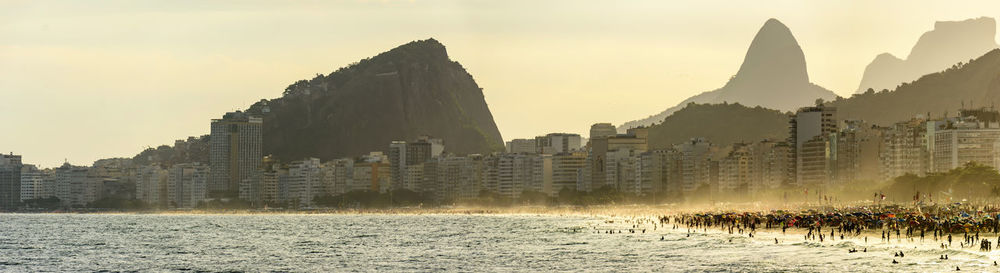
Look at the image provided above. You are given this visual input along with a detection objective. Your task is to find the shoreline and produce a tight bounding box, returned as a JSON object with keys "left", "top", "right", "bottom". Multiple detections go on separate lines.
{"left": 0, "top": 204, "right": 686, "bottom": 216}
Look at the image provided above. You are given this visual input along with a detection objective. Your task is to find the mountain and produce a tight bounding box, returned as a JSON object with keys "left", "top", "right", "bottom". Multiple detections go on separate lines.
{"left": 855, "top": 17, "right": 998, "bottom": 94}
{"left": 647, "top": 102, "right": 789, "bottom": 149}
{"left": 620, "top": 18, "right": 836, "bottom": 131}
{"left": 830, "top": 49, "right": 1000, "bottom": 125}
{"left": 245, "top": 39, "right": 505, "bottom": 161}
{"left": 133, "top": 39, "right": 505, "bottom": 165}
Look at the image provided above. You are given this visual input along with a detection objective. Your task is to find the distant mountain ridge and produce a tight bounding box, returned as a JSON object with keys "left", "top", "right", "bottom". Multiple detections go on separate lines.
{"left": 620, "top": 18, "right": 837, "bottom": 132}
{"left": 831, "top": 49, "right": 1000, "bottom": 125}
{"left": 855, "top": 17, "right": 999, "bottom": 94}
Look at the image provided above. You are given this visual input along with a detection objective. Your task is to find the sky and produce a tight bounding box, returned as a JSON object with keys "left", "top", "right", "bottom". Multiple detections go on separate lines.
{"left": 1, "top": 0, "right": 998, "bottom": 168}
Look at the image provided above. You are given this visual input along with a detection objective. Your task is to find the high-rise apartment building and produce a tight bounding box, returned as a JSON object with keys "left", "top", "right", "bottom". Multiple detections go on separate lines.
{"left": 19, "top": 164, "right": 43, "bottom": 202}
{"left": 388, "top": 139, "right": 437, "bottom": 192}
{"left": 135, "top": 164, "right": 167, "bottom": 207}
{"left": 166, "top": 163, "right": 209, "bottom": 209}
{"left": 551, "top": 152, "right": 586, "bottom": 196}
{"left": 209, "top": 111, "right": 263, "bottom": 199}
{"left": 789, "top": 105, "right": 837, "bottom": 187}
{"left": 0, "top": 154, "right": 23, "bottom": 208}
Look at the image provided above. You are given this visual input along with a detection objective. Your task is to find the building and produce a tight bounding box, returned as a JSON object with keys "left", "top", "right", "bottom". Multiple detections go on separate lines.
{"left": 135, "top": 164, "right": 167, "bottom": 207}
{"left": 49, "top": 163, "right": 94, "bottom": 207}
{"left": 388, "top": 139, "right": 438, "bottom": 192}
{"left": 674, "top": 138, "right": 714, "bottom": 193}
{"left": 19, "top": 164, "right": 44, "bottom": 202}
{"left": 404, "top": 164, "right": 424, "bottom": 193}
{"left": 797, "top": 135, "right": 829, "bottom": 188}
{"left": 506, "top": 139, "right": 537, "bottom": 154}
{"left": 430, "top": 155, "right": 484, "bottom": 201}
{"left": 586, "top": 126, "right": 648, "bottom": 192}
{"left": 589, "top": 123, "right": 618, "bottom": 141}
{"left": 750, "top": 140, "right": 792, "bottom": 193}
{"left": 828, "top": 120, "right": 882, "bottom": 186}
{"left": 789, "top": 105, "right": 837, "bottom": 187}
{"left": 718, "top": 140, "right": 793, "bottom": 196}
{"left": 423, "top": 137, "right": 445, "bottom": 157}
{"left": 209, "top": 111, "right": 263, "bottom": 199}
{"left": 606, "top": 149, "right": 642, "bottom": 194}
{"left": 932, "top": 113, "right": 1000, "bottom": 172}
{"left": 166, "top": 163, "right": 209, "bottom": 209}
{"left": 880, "top": 118, "right": 930, "bottom": 180}
{"left": 320, "top": 158, "right": 354, "bottom": 195}
{"left": 260, "top": 159, "right": 284, "bottom": 205}
{"left": 550, "top": 152, "right": 586, "bottom": 196}
{"left": 488, "top": 153, "right": 541, "bottom": 199}
{"left": 535, "top": 133, "right": 582, "bottom": 154}
{"left": 719, "top": 143, "right": 752, "bottom": 194}
{"left": 639, "top": 149, "right": 683, "bottom": 198}
{"left": 0, "top": 154, "right": 23, "bottom": 208}
{"left": 352, "top": 152, "right": 391, "bottom": 193}
{"left": 283, "top": 158, "right": 321, "bottom": 208}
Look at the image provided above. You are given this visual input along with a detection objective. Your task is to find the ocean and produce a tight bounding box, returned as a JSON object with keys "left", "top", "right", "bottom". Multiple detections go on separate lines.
{"left": 0, "top": 213, "right": 997, "bottom": 272}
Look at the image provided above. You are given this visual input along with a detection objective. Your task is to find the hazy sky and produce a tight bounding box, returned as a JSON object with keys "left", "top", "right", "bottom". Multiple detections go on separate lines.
{"left": 2, "top": 0, "right": 998, "bottom": 167}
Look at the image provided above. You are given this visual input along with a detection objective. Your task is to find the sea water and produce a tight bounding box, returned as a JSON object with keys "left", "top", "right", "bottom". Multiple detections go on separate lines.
{"left": 0, "top": 213, "right": 997, "bottom": 272}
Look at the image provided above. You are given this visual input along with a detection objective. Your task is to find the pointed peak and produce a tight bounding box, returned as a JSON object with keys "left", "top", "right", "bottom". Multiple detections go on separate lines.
{"left": 756, "top": 19, "right": 795, "bottom": 40}
{"left": 762, "top": 18, "right": 788, "bottom": 28}
{"left": 728, "top": 18, "right": 809, "bottom": 87}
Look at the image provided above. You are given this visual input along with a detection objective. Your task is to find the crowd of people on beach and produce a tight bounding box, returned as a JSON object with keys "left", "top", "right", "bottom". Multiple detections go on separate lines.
{"left": 592, "top": 203, "right": 1000, "bottom": 270}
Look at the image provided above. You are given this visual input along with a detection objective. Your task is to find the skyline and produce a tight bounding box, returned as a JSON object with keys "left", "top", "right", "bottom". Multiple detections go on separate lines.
{"left": 2, "top": 1, "right": 1000, "bottom": 167}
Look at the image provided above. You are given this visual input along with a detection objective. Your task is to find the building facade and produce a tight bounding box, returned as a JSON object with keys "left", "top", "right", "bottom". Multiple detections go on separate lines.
{"left": 209, "top": 111, "right": 263, "bottom": 199}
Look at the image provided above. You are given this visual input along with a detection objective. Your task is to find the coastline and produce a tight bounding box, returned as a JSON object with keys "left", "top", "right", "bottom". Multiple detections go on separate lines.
{"left": 0, "top": 201, "right": 925, "bottom": 216}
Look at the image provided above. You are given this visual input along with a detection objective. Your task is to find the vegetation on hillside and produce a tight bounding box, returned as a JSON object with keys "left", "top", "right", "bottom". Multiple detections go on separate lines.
{"left": 829, "top": 49, "right": 1000, "bottom": 125}
{"left": 647, "top": 102, "right": 789, "bottom": 148}
{"left": 882, "top": 162, "right": 1000, "bottom": 202}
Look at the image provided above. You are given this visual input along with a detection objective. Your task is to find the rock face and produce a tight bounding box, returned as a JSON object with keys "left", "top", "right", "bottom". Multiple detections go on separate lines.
{"left": 856, "top": 17, "right": 998, "bottom": 93}
{"left": 620, "top": 19, "right": 836, "bottom": 132}
{"left": 246, "top": 39, "right": 505, "bottom": 162}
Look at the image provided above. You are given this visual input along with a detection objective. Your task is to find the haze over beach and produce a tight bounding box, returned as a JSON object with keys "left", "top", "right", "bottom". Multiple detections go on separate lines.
{"left": 1, "top": 0, "right": 999, "bottom": 167}
{"left": 8, "top": 1, "right": 1000, "bottom": 272}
